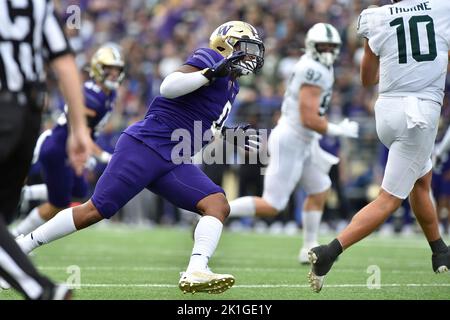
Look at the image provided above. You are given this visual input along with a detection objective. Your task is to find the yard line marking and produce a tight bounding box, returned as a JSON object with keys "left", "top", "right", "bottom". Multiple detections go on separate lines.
{"left": 37, "top": 266, "right": 436, "bottom": 274}
{"left": 79, "top": 284, "right": 178, "bottom": 288}
{"left": 75, "top": 283, "right": 450, "bottom": 289}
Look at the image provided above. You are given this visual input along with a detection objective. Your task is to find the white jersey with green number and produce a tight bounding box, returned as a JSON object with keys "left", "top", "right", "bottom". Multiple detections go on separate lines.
{"left": 279, "top": 54, "right": 334, "bottom": 142}
{"left": 357, "top": 0, "right": 450, "bottom": 104}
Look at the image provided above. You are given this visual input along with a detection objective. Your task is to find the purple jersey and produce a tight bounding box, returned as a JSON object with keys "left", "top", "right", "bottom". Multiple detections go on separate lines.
{"left": 125, "top": 48, "right": 239, "bottom": 161}
{"left": 36, "top": 81, "right": 116, "bottom": 207}
{"left": 53, "top": 81, "right": 116, "bottom": 139}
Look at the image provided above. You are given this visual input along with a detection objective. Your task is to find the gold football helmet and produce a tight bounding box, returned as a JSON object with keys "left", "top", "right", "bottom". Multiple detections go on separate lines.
{"left": 209, "top": 21, "right": 264, "bottom": 75}
{"left": 90, "top": 43, "right": 125, "bottom": 90}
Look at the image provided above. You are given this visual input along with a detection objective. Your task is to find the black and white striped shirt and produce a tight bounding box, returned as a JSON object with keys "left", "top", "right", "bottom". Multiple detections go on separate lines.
{"left": 0, "top": 0, "right": 71, "bottom": 92}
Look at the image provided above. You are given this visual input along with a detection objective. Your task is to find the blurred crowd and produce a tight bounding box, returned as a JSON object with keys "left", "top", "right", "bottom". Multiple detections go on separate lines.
{"left": 29, "top": 0, "right": 450, "bottom": 235}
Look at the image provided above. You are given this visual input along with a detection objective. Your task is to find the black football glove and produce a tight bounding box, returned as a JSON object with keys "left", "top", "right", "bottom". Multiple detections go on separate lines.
{"left": 202, "top": 51, "right": 246, "bottom": 81}
{"left": 221, "top": 124, "right": 261, "bottom": 153}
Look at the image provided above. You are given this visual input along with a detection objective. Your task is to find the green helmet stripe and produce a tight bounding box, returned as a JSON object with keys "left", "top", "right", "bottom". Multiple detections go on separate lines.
{"left": 325, "top": 24, "right": 333, "bottom": 42}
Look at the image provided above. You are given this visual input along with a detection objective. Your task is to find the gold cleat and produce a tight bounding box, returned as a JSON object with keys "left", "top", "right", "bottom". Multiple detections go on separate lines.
{"left": 308, "top": 251, "right": 325, "bottom": 293}
{"left": 178, "top": 270, "right": 235, "bottom": 294}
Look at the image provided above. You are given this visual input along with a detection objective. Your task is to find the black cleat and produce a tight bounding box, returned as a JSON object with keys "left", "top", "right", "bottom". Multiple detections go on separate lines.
{"left": 307, "top": 245, "right": 337, "bottom": 293}
{"left": 432, "top": 246, "right": 450, "bottom": 274}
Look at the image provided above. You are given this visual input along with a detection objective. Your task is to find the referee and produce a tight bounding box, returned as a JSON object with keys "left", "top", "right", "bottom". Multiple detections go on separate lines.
{"left": 0, "top": 0, "right": 91, "bottom": 299}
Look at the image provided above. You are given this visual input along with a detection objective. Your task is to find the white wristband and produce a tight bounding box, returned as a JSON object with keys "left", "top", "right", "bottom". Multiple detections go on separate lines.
{"left": 99, "top": 151, "right": 112, "bottom": 163}
{"left": 326, "top": 122, "right": 343, "bottom": 137}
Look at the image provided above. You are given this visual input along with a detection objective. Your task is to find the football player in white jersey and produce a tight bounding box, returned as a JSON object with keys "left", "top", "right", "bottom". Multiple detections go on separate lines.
{"left": 228, "top": 23, "right": 359, "bottom": 263}
{"left": 308, "top": 0, "right": 450, "bottom": 293}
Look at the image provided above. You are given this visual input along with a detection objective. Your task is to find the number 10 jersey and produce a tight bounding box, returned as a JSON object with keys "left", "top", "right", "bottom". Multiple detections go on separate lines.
{"left": 357, "top": 0, "right": 450, "bottom": 104}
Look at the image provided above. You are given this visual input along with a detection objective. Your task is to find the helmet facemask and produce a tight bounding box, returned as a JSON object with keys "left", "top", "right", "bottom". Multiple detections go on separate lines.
{"left": 313, "top": 42, "right": 341, "bottom": 67}
{"left": 101, "top": 65, "right": 125, "bottom": 90}
{"left": 231, "top": 39, "right": 265, "bottom": 76}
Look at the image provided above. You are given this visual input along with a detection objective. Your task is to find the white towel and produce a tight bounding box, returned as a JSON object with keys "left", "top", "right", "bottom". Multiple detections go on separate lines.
{"left": 405, "top": 96, "right": 428, "bottom": 129}
{"left": 311, "top": 139, "right": 340, "bottom": 174}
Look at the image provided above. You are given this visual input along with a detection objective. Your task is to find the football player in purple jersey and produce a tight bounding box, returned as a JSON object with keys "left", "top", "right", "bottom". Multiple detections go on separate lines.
{"left": 17, "top": 21, "right": 265, "bottom": 294}
{"left": 11, "top": 44, "right": 124, "bottom": 238}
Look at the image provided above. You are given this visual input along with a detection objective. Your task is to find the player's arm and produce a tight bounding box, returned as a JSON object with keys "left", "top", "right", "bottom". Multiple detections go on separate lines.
{"left": 90, "top": 141, "right": 112, "bottom": 163}
{"left": 299, "top": 85, "right": 358, "bottom": 138}
{"left": 160, "top": 65, "right": 209, "bottom": 99}
{"left": 88, "top": 121, "right": 112, "bottom": 162}
{"left": 51, "top": 56, "right": 88, "bottom": 134}
{"left": 44, "top": 0, "right": 92, "bottom": 175}
{"left": 360, "top": 38, "right": 379, "bottom": 87}
{"left": 83, "top": 139, "right": 112, "bottom": 171}
{"left": 51, "top": 55, "right": 92, "bottom": 175}
{"left": 160, "top": 51, "right": 245, "bottom": 99}
{"left": 299, "top": 84, "right": 328, "bottom": 134}
{"left": 83, "top": 106, "right": 113, "bottom": 163}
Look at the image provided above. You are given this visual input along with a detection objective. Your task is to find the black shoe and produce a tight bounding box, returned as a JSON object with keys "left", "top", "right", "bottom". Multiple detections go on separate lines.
{"left": 307, "top": 245, "right": 337, "bottom": 293}
{"left": 432, "top": 246, "right": 450, "bottom": 274}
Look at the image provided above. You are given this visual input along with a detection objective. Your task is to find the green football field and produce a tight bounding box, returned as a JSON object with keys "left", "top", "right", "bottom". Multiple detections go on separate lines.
{"left": 1, "top": 224, "right": 449, "bottom": 300}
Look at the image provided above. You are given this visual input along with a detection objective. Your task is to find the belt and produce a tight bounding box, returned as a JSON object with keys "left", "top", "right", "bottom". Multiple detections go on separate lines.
{"left": 0, "top": 82, "right": 47, "bottom": 110}
{"left": 0, "top": 90, "right": 28, "bottom": 107}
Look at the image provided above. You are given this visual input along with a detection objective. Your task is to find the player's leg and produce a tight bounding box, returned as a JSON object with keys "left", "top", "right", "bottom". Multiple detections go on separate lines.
{"left": 0, "top": 216, "right": 71, "bottom": 299}
{"left": 21, "top": 184, "right": 48, "bottom": 202}
{"left": 410, "top": 169, "right": 440, "bottom": 241}
{"left": 229, "top": 196, "right": 279, "bottom": 217}
{"left": 308, "top": 97, "right": 443, "bottom": 292}
{"left": 148, "top": 164, "right": 234, "bottom": 294}
{"left": 41, "top": 170, "right": 88, "bottom": 224}
{"left": 329, "top": 137, "right": 438, "bottom": 252}
{"left": 11, "top": 138, "right": 74, "bottom": 237}
{"left": 12, "top": 203, "right": 65, "bottom": 238}
{"left": 0, "top": 104, "right": 70, "bottom": 299}
{"left": 19, "top": 131, "right": 52, "bottom": 204}
{"left": 229, "top": 125, "right": 306, "bottom": 218}
{"left": 307, "top": 177, "right": 403, "bottom": 292}
{"left": 297, "top": 153, "right": 333, "bottom": 264}
{"left": 71, "top": 172, "right": 88, "bottom": 200}
{"left": 299, "top": 191, "right": 328, "bottom": 263}
{"left": 17, "top": 134, "right": 169, "bottom": 254}
{"left": 410, "top": 169, "right": 450, "bottom": 273}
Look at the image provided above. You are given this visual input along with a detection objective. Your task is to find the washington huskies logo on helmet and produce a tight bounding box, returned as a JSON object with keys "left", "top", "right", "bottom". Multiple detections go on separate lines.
{"left": 90, "top": 43, "right": 125, "bottom": 90}
{"left": 210, "top": 21, "right": 265, "bottom": 75}
{"left": 305, "top": 23, "right": 341, "bottom": 67}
